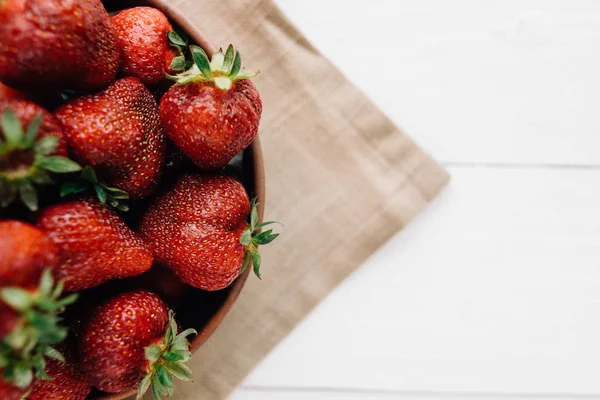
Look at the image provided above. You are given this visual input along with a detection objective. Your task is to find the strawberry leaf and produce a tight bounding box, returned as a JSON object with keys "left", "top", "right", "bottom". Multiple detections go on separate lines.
{"left": 228, "top": 50, "right": 242, "bottom": 78}
{"left": 1, "top": 288, "right": 33, "bottom": 311}
{"left": 0, "top": 178, "right": 17, "bottom": 207}
{"left": 33, "top": 136, "right": 58, "bottom": 156}
{"left": 60, "top": 181, "right": 89, "bottom": 197}
{"left": 157, "top": 364, "right": 174, "bottom": 387}
{"left": 240, "top": 251, "right": 251, "bottom": 275}
{"left": 190, "top": 45, "right": 212, "bottom": 79}
{"left": 251, "top": 250, "right": 262, "bottom": 279}
{"left": 13, "top": 362, "right": 33, "bottom": 389}
{"left": 43, "top": 347, "right": 64, "bottom": 363}
{"left": 167, "top": 31, "right": 186, "bottom": 48}
{"left": 94, "top": 184, "right": 107, "bottom": 205}
{"left": 163, "top": 362, "right": 193, "bottom": 381}
{"left": 145, "top": 345, "right": 162, "bottom": 363}
{"left": 1, "top": 108, "right": 24, "bottom": 148}
{"left": 137, "top": 373, "right": 152, "bottom": 400}
{"left": 240, "top": 229, "right": 252, "bottom": 246}
{"left": 18, "top": 180, "right": 38, "bottom": 211}
{"left": 24, "top": 113, "right": 42, "bottom": 148}
{"left": 38, "top": 269, "right": 54, "bottom": 298}
{"left": 222, "top": 44, "right": 235, "bottom": 74}
{"left": 169, "top": 55, "right": 186, "bottom": 72}
{"left": 36, "top": 156, "right": 81, "bottom": 173}
{"left": 30, "top": 169, "right": 53, "bottom": 185}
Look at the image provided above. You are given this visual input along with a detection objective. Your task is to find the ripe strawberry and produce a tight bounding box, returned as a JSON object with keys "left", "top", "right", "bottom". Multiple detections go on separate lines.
{"left": 55, "top": 77, "right": 166, "bottom": 200}
{"left": 0, "top": 222, "right": 77, "bottom": 391}
{"left": 112, "top": 7, "right": 181, "bottom": 86}
{"left": 37, "top": 199, "right": 153, "bottom": 291}
{"left": 78, "top": 290, "right": 196, "bottom": 397}
{"left": 1, "top": 100, "right": 81, "bottom": 211}
{"left": 139, "top": 174, "right": 279, "bottom": 291}
{"left": 0, "top": 0, "right": 119, "bottom": 91}
{"left": 29, "top": 346, "right": 91, "bottom": 400}
{"left": 160, "top": 45, "right": 262, "bottom": 169}
{"left": 0, "top": 220, "right": 59, "bottom": 289}
{"left": 0, "top": 378, "right": 28, "bottom": 400}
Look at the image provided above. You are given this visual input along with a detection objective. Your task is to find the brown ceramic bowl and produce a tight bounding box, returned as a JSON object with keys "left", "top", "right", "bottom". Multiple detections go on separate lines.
{"left": 96, "top": 1, "right": 266, "bottom": 398}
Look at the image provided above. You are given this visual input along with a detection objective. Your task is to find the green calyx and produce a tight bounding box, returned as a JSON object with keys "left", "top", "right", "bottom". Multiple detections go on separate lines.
{"left": 239, "top": 198, "right": 281, "bottom": 279}
{"left": 0, "top": 269, "right": 78, "bottom": 389}
{"left": 166, "top": 30, "right": 192, "bottom": 73}
{"left": 0, "top": 108, "right": 81, "bottom": 211}
{"left": 165, "top": 44, "right": 259, "bottom": 90}
{"left": 137, "top": 311, "right": 197, "bottom": 400}
{"left": 60, "top": 166, "right": 130, "bottom": 212}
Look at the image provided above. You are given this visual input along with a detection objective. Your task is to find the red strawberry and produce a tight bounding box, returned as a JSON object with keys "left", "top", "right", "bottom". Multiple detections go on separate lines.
{"left": 0, "top": 222, "right": 77, "bottom": 391}
{"left": 55, "top": 77, "right": 166, "bottom": 200}
{"left": 139, "top": 174, "right": 279, "bottom": 291}
{"left": 0, "top": 0, "right": 119, "bottom": 91}
{"left": 112, "top": 7, "right": 180, "bottom": 86}
{"left": 0, "top": 220, "right": 59, "bottom": 289}
{"left": 0, "top": 220, "right": 59, "bottom": 341}
{"left": 78, "top": 290, "right": 196, "bottom": 397}
{"left": 29, "top": 347, "right": 91, "bottom": 400}
{"left": 0, "top": 378, "right": 29, "bottom": 400}
{"left": 1, "top": 100, "right": 81, "bottom": 211}
{"left": 160, "top": 45, "right": 262, "bottom": 169}
{"left": 37, "top": 199, "right": 153, "bottom": 291}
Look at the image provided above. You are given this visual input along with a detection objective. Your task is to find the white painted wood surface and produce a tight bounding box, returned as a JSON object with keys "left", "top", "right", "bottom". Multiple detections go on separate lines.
{"left": 230, "top": 1, "right": 600, "bottom": 399}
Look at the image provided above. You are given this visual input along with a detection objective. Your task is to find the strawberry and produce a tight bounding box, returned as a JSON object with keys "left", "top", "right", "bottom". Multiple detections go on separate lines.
{"left": 0, "top": 0, "right": 119, "bottom": 91}
{"left": 0, "top": 222, "right": 77, "bottom": 391}
{"left": 160, "top": 45, "right": 262, "bottom": 169}
{"left": 0, "top": 220, "right": 59, "bottom": 289}
{"left": 0, "top": 378, "right": 28, "bottom": 400}
{"left": 112, "top": 7, "right": 181, "bottom": 86}
{"left": 37, "top": 199, "right": 153, "bottom": 291}
{"left": 29, "top": 346, "right": 91, "bottom": 400}
{"left": 0, "top": 100, "right": 81, "bottom": 211}
{"left": 139, "top": 174, "right": 279, "bottom": 291}
{"left": 55, "top": 77, "right": 166, "bottom": 200}
{"left": 78, "top": 290, "right": 196, "bottom": 397}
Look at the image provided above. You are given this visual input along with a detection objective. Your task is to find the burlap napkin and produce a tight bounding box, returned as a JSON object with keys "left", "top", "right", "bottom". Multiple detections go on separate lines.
{"left": 161, "top": 0, "right": 450, "bottom": 398}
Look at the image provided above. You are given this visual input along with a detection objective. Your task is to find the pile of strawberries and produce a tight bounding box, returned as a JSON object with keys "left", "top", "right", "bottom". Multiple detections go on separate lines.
{"left": 0, "top": 0, "right": 279, "bottom": 399}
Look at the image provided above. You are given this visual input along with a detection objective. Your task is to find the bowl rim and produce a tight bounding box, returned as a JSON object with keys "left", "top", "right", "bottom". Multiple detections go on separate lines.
{"left": 100, "top": 1, "right": 266, "bottom": 398}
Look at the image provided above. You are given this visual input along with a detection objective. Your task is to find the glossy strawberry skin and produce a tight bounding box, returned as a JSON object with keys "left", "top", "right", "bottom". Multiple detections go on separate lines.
{"left": 159, "top": 79, "right": 262, "bottom": 169}
{"left": 112, "top": 7, "right": 178, "bottom": 86}
{"left": 29, "top": 350, "right": 91, "bottom": 400}
{"left": 0, "top": 0, "right": 119, "bottom": 91}
{"left": 0, "top": 99, "right": 68, "bottom": 157}
{"left": 139, "top": 174, "right": 250, "bottom": 291}
{"left": 37, "top": 199, "right": 153, "bottom": 291}
{"left": 0, "top": 221, "right": 59, "bottom": 288}
{"left": 55, "top": 78, "right": 166, "bottom": 199}
{"left": 78, "top": 290, "right": 168, "bottom": 393}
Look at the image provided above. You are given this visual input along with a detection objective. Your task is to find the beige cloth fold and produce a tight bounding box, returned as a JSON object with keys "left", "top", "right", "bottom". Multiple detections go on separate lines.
{"left": 162, "top": 0, "right": 450, "bottom": 398}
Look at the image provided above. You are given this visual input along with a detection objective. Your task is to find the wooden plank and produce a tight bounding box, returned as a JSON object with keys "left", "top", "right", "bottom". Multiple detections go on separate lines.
{"left": 240, "top": 167, "right": 600, "bottom": 394}
{"left": 273, "top": 0, "right": 600, "bottom": 165}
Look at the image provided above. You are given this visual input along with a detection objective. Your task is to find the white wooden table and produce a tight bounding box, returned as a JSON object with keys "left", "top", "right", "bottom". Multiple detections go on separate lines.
{"left": 231, "top": 1, "right": 600, "bottom": 398}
